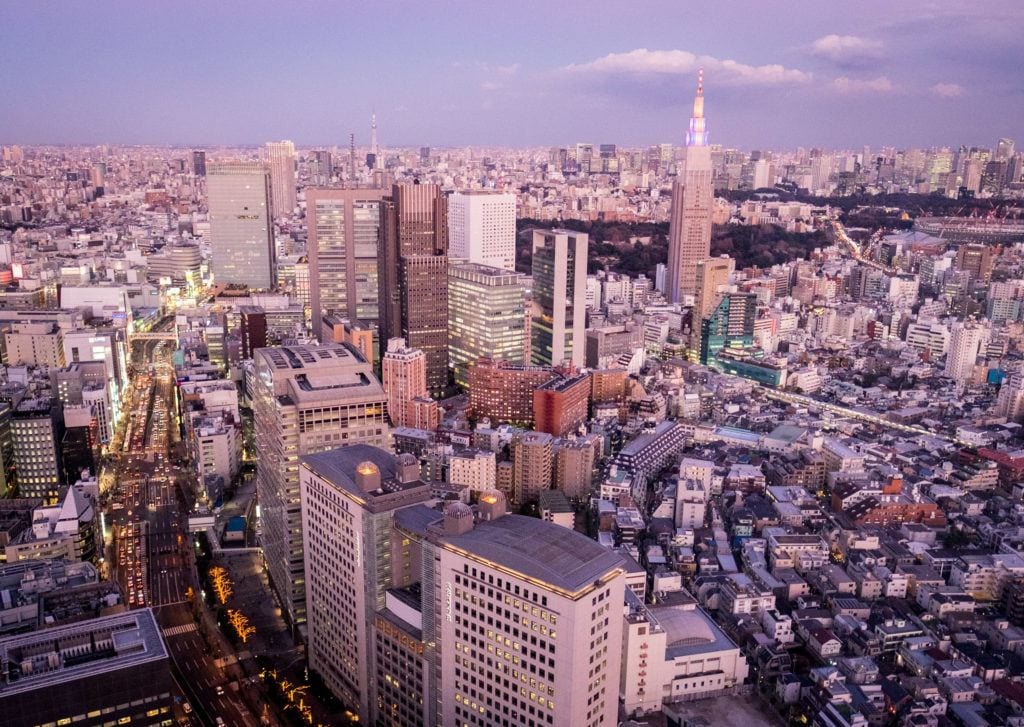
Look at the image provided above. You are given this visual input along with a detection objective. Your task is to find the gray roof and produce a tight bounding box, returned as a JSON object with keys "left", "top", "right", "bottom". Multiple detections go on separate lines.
{"left": 440, "top": 513, "right": 624, "bottom": 594}
{"left": 0, "top": 609, "right": 167, "bottom": 696}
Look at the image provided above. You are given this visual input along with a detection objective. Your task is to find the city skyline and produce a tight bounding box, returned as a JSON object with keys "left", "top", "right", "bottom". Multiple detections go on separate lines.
{"left": 3, "top": 1, "right": 1022, "bottom": 149}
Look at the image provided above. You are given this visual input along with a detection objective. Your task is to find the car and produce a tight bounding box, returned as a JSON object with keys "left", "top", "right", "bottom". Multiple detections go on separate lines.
{"left": 215, "top": 719, "right": 225, "bottom": 726}
{"left": 182, "top": 702, "right": 192, "bottom": 714}
{"left": 215, "top": 685, "right": 225, "bottom": 695}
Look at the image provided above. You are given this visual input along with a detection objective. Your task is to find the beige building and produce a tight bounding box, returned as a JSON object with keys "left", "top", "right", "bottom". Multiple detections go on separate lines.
{"left": 207, "top": 161, "right": 275, "bottom": 289}
{"left": 266, "top": 140, "right": 297, "bottom": 216}
{"left": 447, "top": 449, "right": 497, "bottom": 496}
{"left": 254, "top": 344, "right": 389, "bottom": 629}
{"left": 511, "top": 431, "right": 553, "bottom": 504}
{"left": 4, "top": 322, "right": 65, "bottom": 367}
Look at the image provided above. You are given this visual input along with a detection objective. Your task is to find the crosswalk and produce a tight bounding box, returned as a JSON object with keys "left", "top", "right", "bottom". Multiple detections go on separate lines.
{"left": 162, "top": 623, "right": 198, "bottom": 637}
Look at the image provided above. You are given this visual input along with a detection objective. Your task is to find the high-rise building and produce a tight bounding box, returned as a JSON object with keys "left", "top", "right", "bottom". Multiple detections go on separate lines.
{"left": 694, "top": 255, "right": 736, "bottom": 322}
{"left": 996, "top": 137, "right": 1016, "bottom": 162}
{"left": 381, "top": 338, "right": 440, "bottom": 430}
{"left": 944, "top": 320, "right": 990, "bottom": 389}
{"left": 511, "top": 430, "right": 554, "bottom": 504}
{"left": 306, "top": 188, "right": 385, "bottom": 340}
{"left": 699, "top": 292, "right": 757, "bottom": 366}
{"left": 11, "top": 398, "right": 64, "bottom": 504}
{"left": 666, "top": 71, "right": 714, "bottom": 303}
{"left": 254, "top": 344, "right": 389, "bottom": 629}
{"left": 530, "top": 229, "right": 588, "bottom": 367}
{"left": 378, "top": 183, "right": 450, "bottom": 395}
{"left": 191, "top": 149, "right": 206, "bottom": 176}
{"left": 954, "top": 243, "right": 995, "bottom": 283}
{"left": 447, "top": 262, "right": 527, "bottom": 387}
{"left": 265, "top": 140, "right": 297, "bottom": 217}
{"left": 447, "top": 190, "right": 516, "bottom": 271}
{"left": 300, "top": 445, "right": 432, "bottom": 724}
{"left": 207, "top": 161, "right": 275, "bottom": 289}
{"left": 421, "top": 497, "right": 626, "bottom": 727}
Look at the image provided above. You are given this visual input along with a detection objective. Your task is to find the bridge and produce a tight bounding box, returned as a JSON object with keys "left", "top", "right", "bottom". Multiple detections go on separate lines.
{"left": 129, "top": 331, "right": 178, "bottom": 342}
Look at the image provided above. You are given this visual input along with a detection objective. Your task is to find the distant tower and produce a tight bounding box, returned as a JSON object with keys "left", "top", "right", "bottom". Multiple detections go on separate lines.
{"left": 265, "top": 140, "right": 297, "bottom": 217}
{"left": 666, "top": 70, "right": 714, "bottom": 304}
{"left": 371, "top": 111, "right": 379, "bottom": 156}
{"left": 349, "top": 133, "right": 356, "bottom": 182}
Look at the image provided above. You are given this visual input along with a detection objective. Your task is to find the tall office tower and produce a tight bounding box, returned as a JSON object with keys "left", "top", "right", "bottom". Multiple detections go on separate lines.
{"left": 447, "top": 190, "right": 517, "bottom": 271}
{"left": 944, "top": 320, "right": 990, "bottom": 389}
{"left": 448, "top": 262, "right": 527, "bottom": 387}
{"left": 300, "top": 445, "right": 432, "bottom": 724}
{"left": 996, "top": 137, "right": 1016, "bottom": 161}
{"left": 378, "top": 183, "right": 450, "bottom": 395}
{"left": 266, "top": 140, "right": 297, "bottom": 217}
{"left": 419, "top": 495, "right": 626, "bottom": 727}
{"left": 207, "top": 162, "right": 275, "bottom": 289}
{"left": 530, "top": 229, "right": 588, "bottom": 368}
{"left": 381, "top": 337, "right": 440, "bottom": 429}
{"left": 306, "top": 188, "right": 385, "bottom": 340}
{"left": 254, "top": 344, "right": 389, "bottom": 630}
{"left": 191, "top": 150, "right": 207, "bottom": 176}
{"left": 576, "top": 142, "right": 594, "bottom": 173}
{"left": 666, "top": 71, "right": 714, "bottom": 304}
{"left": 11, "top": 397, "right": 64, "bottom": 504}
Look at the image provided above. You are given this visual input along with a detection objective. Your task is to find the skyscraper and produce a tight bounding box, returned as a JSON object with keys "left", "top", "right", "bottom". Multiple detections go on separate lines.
{"left": 254, "top": 344, "right": 389, "bottom": 630}
{"left": 447, "top": 261, "right": 527, "bottom": 387}
{"left": 447, "top": 190, "right": 517, "bottom": 271}
{"left": 207, "top": 162, "right": 275, "bottom": 289}
{"left": 306, "top": 188, "right": 385, "bottom": 340}
{"left": 300, "top": 445, "right": 432, "bottom": 724}
{"left": 378, "top": 183, "right": 450, "bottom": 395}
{"left": 531, "top": 229, "right": 588, "bottom": 368}
{"left": 191, "top": 149, "right": 206, "bottom": 176}
{"left": 266, "top": 140, "right": 297, "bottom": 217}
{"left": 666, "top": 70, "right": 714, "bottom": 304}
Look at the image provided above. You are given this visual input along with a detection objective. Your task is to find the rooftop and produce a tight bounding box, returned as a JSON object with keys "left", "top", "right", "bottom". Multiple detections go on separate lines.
{"left": 0, "top": 609, "right": 167, "bottom": 697}
{"left": 438, "top": 513, "right": 624, "bottom": 595}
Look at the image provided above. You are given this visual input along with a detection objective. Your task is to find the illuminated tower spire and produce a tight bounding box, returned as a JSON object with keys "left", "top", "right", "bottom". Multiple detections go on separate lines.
{"left": 370, "top": 111, "right": 379, "bottom": 155}
{"left": 686, "top": 68, "right": 708, "bottom": 147}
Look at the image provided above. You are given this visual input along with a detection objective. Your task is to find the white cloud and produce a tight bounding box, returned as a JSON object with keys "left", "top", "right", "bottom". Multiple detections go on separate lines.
{"left": 931, "top": 82, "right": 963, "bottom": 98}
{"left": 828, "top": 75, "right": 894, "bottom": 94}
{"left": 563, "top": 48, "right": 812, "bottom": 86}
{"left": 480, "top": 81, "right": 501, "bottom": 92}
{"left": 495, "top": 63, "right": 521, "bottom": 76}
{"left": 811, "top": 34, "right": 884, "bottom": 65}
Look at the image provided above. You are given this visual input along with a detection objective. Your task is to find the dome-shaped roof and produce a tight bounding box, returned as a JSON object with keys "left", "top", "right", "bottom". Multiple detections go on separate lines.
{"left": 444, "top": 501, "right": 474, "bottom": 519}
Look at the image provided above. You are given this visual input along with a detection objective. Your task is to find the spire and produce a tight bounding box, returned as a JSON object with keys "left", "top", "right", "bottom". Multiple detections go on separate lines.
{"left": 686, "top": 69, "right": 708, "bottom": 147}
{"left": 370, "top": 111, "right": 379, "bottom": 155}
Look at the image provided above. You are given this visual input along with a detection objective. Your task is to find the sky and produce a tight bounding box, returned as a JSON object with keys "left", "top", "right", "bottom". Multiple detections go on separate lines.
{"left": 3, "top": 0, "right": 1023, "bottom": 150}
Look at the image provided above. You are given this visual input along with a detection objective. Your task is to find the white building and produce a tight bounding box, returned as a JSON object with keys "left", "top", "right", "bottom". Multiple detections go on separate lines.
{"left": 944, "top": 320, "right": 990, "bottom": 389}
{"left": 447, "top": 449, "right": 497, "bottom": 495}
{"left": 427, "top": 496, "right": 626, "bottom": 727}
{"left": 448, "top": 190, "right": 516, "bottom": 271}
{"left": 620, "top": 590, "right": 749, "bottom": 717}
